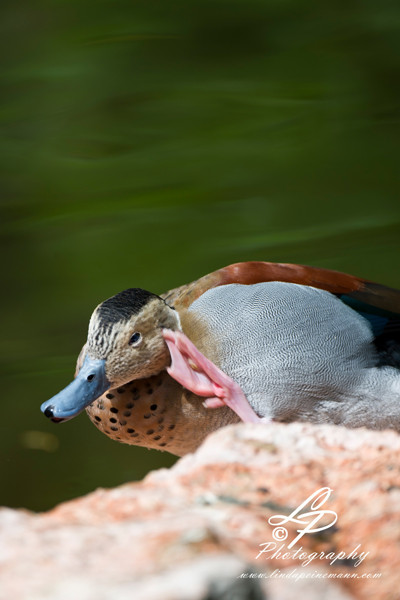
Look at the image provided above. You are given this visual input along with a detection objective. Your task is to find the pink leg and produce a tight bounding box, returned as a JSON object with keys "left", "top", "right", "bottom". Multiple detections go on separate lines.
{"left": 162, "top": 329, "right": 267, "bottom": 424}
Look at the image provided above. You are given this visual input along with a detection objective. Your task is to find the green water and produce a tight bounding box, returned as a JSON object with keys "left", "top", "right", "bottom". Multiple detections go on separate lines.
{"left": 2, "top": 1, "right": 400, "bottom": 511}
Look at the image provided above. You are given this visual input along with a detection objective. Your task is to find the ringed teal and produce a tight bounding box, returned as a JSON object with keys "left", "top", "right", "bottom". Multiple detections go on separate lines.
{"left": 41, "top": 262, "right": 400, "bottom": 456}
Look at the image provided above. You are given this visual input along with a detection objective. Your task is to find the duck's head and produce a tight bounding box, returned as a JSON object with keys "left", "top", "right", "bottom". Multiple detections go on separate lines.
{"left": 41, "top": 289, "right": 180, "bottom": 423}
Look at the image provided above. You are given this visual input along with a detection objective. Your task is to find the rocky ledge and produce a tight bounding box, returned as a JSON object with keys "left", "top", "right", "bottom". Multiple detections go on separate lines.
{"left": 1, "top": 422, "right": 400, "bottom": 600}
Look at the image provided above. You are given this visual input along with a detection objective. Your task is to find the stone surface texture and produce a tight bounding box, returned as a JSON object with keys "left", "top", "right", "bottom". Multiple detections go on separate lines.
{"left": 1, "top": 422, "right": 399, "bottom": 600}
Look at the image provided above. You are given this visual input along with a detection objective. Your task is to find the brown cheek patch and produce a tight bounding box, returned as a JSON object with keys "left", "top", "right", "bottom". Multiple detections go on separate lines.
{"left": 85, "top": 371, "right": 178, "bottom": 450}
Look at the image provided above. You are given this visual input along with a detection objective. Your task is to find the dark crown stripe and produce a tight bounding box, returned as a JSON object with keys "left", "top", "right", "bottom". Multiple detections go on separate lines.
{"left": 97, "top": 288, "right": 160, "bottom": 326}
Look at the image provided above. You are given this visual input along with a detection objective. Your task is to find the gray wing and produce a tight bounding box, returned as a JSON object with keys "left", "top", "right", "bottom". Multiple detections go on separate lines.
{"left": 188, "top": 282, "right": 379, "bottom": 421}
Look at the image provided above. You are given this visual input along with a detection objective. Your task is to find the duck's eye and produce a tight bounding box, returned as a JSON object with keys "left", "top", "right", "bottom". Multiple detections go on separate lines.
{"left": 129, "top": 332, "right": 142, "bottom": 347}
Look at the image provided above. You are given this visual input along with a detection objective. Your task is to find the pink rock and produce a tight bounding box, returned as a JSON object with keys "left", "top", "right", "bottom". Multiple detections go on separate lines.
{"left": 1, "top": 422, "right": 399, "bottom": 599}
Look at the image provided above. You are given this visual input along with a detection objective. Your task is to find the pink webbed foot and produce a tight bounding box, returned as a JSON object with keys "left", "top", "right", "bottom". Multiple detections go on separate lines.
{"left": 162, "top": 329, "right": 268, "bottom": 424}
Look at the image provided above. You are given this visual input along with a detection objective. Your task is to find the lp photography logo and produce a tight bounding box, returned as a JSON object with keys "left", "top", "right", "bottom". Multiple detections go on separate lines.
{"left": 268, "top": 486, "right": 337, "bottom": 549}
{"left": 256, "top": 487, "right": 369, "bottom": 568}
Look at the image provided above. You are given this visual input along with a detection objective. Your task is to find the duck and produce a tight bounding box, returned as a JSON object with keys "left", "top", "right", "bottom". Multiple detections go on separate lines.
{"left": 41, "top": 261, "right": 400, "bottom": 456}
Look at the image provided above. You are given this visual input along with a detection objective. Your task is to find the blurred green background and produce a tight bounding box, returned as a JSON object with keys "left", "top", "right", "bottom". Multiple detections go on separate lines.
{"left": 1, "top": 0, "right": 400, "bottom": 511}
